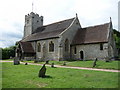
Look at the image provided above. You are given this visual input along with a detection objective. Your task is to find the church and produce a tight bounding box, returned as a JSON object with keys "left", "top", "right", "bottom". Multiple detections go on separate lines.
{"left": 16, "top": 12, "right": 117, "bottom": 61}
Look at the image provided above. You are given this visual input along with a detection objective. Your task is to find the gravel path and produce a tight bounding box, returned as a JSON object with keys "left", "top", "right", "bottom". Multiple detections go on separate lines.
{"left": 1, "top": 60, "right": 120, "bottom": 72}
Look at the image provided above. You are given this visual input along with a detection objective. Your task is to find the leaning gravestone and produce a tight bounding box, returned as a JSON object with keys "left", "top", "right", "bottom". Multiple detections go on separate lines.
{"left": 92, "top": 58, "right": 97, "bottom": 67}
{"left": 14, "top": 57, "right": 20, "bottom": 65}
{"left": 38, "top": 64, "right": 46, "bottom": 78}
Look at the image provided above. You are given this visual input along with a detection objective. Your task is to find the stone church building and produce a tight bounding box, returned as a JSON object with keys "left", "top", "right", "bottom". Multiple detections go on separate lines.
{"left": 16, "top": 12, "right": 117, "bottom": 61}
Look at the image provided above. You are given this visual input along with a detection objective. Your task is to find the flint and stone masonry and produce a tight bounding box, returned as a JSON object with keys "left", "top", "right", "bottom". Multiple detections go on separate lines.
{"left": 16, "top": 12, "right": 117, "bottom": 61}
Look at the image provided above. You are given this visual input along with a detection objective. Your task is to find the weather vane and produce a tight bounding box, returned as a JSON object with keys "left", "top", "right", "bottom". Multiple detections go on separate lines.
{"left": 32, "top": 1, "right": 34, "bottom": 12}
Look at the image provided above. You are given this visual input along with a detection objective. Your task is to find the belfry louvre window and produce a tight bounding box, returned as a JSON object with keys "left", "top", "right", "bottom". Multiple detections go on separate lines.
{"left": 49, "top": 41, "right": 54, "bottom": 52}
{"left": 37, "top": 43, "right": 41, "bottom": 52}
{"left": 100, "top": 43, "right": 103, "bottom": 50}
{"left": 27, "top": 20, "right": 29, "bottom": 24}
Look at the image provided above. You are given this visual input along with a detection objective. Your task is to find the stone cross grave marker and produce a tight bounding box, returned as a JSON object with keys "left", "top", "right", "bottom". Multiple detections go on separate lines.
{"left": 38, "top": 64, "right": 46, "bottom": 78}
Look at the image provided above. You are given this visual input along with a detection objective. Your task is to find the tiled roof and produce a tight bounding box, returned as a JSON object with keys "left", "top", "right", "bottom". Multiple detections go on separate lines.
{"left": 19, "top": 42, "right": 35, "bottom": 53}
{"left": 72, "top": 23, "right": 110, "bottom": 45}
{"left": 22, "top": 18, "right": 75, "bottom": 42}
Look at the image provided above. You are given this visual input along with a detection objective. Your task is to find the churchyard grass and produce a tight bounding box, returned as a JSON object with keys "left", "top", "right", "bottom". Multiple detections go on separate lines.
{"left": 22, "top": 60, "right": 120, "bottom": 70}
{"left": 66, "top": 60, "right": 120, "bottom": 70}
{"left": 2, "top": 62, "right": 119, "bottom": 88}
{"left": 2, "top": 59, "right": 120, "bottom": 70}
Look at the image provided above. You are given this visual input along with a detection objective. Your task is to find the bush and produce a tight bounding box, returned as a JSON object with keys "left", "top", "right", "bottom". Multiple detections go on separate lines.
{"left": 2, "top": 46, "right": 16, "bottom": 60}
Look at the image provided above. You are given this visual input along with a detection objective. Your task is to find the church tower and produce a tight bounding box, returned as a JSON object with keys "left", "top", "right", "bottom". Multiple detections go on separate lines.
{"left": 23, "top": 12, "right": 43, "bottom": 38}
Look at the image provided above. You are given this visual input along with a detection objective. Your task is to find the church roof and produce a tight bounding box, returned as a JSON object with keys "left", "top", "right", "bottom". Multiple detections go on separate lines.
{"left": 22, "top": 18, "right": 75, "bottom": 41}
{"left": 19, "top": 42, "right": 35, "bottom": 53}
{"left": 72, "top": 23, "right": 110, "bottom": 45}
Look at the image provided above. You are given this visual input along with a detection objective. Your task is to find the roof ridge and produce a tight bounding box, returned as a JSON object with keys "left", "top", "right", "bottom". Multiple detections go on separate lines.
{"left": 22, "top": 17, "right": 76, "bottom": 42}
{"left": 82, "top": 22, "right": 110, "bottom": 29}
{"left": 43, "top": 17, "right": 75, "bottom": 27}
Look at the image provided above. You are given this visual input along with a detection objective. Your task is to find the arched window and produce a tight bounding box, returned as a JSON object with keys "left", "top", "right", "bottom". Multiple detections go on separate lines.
{"left": 49, "top": 41, "right": 54, "bottom": 52}
{"left": 37, "top": 43, "right": 41, "bottom": 52}
{"left": 74, "top": 46, "right": 77, "bottom": 54}
{"left": 65, "top": 39, "right": 69, "bottom": 52}
{"left": 100, "top": 43, "right": 103, "bottom": 50}
{"left": 80, "top": 51, "right": 84, "bottom": 60}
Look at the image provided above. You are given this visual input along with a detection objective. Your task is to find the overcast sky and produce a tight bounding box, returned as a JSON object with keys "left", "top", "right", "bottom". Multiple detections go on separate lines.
{"left": 0, "top": 0, "right": 119, "bottom": 48}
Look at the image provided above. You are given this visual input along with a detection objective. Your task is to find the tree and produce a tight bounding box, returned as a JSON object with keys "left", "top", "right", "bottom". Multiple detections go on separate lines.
{"left": 2, "top": 47, "right": 10, "bottom": 59}
{"left": 113, "top": 29, "right": 120, "bottom": 56}
{"left": 2, "top": 45, "right": 17, "bottom": 60}
{"left": 113, "top": 30, "right": 120, "bottom": 46}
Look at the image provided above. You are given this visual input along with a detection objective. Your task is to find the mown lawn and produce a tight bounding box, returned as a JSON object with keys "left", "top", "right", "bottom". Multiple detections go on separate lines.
{"left": 2, "top": 62, "right": 119, "bottom": 88}
{"left": 66, "top": 60, "right": 120, "bottom": 70}
{"left": 22, "top": 60, "right": 120, "bottom": 70}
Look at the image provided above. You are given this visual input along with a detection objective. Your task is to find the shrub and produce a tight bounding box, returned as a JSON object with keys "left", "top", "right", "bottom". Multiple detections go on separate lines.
{"left": 2, "top": 46, "right": 16, "bottom": 60}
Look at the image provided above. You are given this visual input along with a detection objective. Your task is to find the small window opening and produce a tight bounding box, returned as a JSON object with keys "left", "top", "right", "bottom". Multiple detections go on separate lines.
{"left": 49, "top": 41, "right": 54, "bottom": 52}
{"left": 100, "top": 43, "right": 103, "bottom": 50}
{"left": 74, "top": 46, "right": 77, "bottom": 54}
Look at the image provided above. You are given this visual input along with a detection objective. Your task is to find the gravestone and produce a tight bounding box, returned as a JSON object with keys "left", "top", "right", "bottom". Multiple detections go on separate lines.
{"left": 14, "top": 57, "right": 20, "bottom": 65}
{"left": 25, "top": 63, "right": 28, "bottom": 65}
{"left": 105, "top": 58, "right": 110, "bottom": 62}
{"left": 105, "top": 60, "right": 110, "bottom": 62}
{"left": 105, "top": 57, "right": 110, "bottom": 62}
{"left": 45, "top": 60, "right": 49, "bottom": 64}
{"left": 63, "top": 62, "right": 66, "bottom": 66}
{"left": 51, "top": 63, "right": 54, "bottom": 67}
{"left": 34, "top": 60, "right": 38, "bottom": 63}
{"left": 38, "top": 64, "right": 46, "bottom": 78}
{"left": 93, "top": 58, "right": 97, "bottom": 67}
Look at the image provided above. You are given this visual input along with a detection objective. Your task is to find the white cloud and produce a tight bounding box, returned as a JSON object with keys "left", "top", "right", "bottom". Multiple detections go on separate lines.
{"left": 72, "top": 0, "right": 118, "bottom": 28}
{"left": 0, "top": 0, "right": 119, "bottom": 48}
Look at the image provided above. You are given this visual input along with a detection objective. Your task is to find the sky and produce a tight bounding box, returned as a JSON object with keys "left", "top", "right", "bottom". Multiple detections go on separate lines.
{"left": 118, "top": 1, "right": 120, "bottom": 31}
{"left": 0, "top": 0, "right": 119, "bottom": 48}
